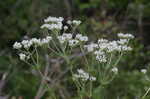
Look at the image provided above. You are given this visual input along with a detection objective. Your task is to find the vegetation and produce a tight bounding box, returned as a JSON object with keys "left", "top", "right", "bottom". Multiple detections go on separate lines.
{"left": 0, "top": 0, "right": 150, "bottom": 99}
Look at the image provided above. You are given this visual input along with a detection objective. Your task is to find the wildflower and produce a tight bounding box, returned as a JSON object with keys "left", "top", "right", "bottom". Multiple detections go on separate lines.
{"left": 121, "top": 45, "right": 132, "bottom": 51}
{"left": 57, "top": 36, "right": 66, "bottom": 44}
{"left": 64, "top": 26, "right": 68, "bottom": 30}
{"left": 66, "top": 20, "right": 81, "bottom": 26}
{"left": 13, "top": 42, "right": 22, "bottom": 49}
{"left": 40, "top": 24, "right": 51, "bottom": 29}
{"left": 46, "top": 36, "right": 52, "bottom": 41}
{"left": 111, "top": 67, "right": 118, "bottom": 74}
{"left": 44, "top": 16, "right": 64, "bottom": 23}
{"left": 21, "top": 40, "right": 32, "bottom": 49}
{"left": 41, "top": 23, "right": 62, "bottom": 30}
{"left": 73, "top": 69, "right": 96, "bottom": 81}
{"left": 41, "top": 36, "right": 52, "bottom": 44}
{"left": 84, "top": 43, "right": 98, "bottom": 52}
{"left": 89, "top": 76, "right": 96, "bottom": 81}
{"left": 75, "top": 34, "right": 88, "bottom": 42}
{"left": 72, "top": 20, "right": 81, "bottom": 26}
{"left": 76, "top": 34, "right": 82, "bottom": 39}
{"left": 118, "top": 33, "right": 134, "bottom": 39}
{"left": 57, "top": 33, "right": 72, "bottom": 44}
{"left": 107, "top": 41, "right": 121, "bottom": 52}
{"left": 67, "top": 20, "right": 72, "bottom": 25}
{"left": 141, "top": 69, "right": 147, "bottom": 74}
{"left": 95, "top": 54, "right": 107, "bottom": 63}
{"left": 117, "top": 39, "right": 128, "bottom": 45}
{"left": 30, "top": 38, "right": 41, "bottom": 46}
{"left": 68, "top": 39, "right": 79, "bottom": 47}
{"left": 98, "top": 39, "right": 108, "bottom": 44}
{"left": 19, "top": 53, "right": 26, "bottom": 61}
{"left": 62, "top": 33, "right": 72, "bottom": 40}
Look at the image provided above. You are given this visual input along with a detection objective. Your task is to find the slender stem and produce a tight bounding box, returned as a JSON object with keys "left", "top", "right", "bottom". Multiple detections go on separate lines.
{"left": 52, "top": 39, "right": 61, "bottom": 53}
{"left": 48, "top": 46, "right": 59, "bottom": 55}
{"left": 35, "top": 46, "right": 39, "bottom": 65}
{"left": 142, "top": 87, "right": 150, "bottom": 99}
{"left": 80, "top": 45, "right": 89, "bottom": 70}
{"left": 89, "top": 81, "right": 93, "bottom": 98}
{"left": 106, "top": 53, "right": 113, "bottom": 69}
{"left": 113, "top": 52, "right": 123, "bottom": 67}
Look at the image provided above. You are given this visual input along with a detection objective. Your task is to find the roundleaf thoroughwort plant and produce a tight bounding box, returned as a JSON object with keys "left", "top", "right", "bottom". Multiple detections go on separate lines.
{"left": 13, "top": 16, "right": 134, "bottom": 99}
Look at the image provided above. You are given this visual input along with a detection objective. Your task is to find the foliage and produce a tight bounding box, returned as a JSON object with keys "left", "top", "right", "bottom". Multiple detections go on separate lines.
{"left": 0, "top": 0, "right": 150, "bottom": 99}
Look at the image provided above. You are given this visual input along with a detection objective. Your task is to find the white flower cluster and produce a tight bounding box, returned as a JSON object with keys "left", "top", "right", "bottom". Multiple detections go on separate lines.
{"left": 13, "top": 42, "right": 22, "bottom": 49}
{"left": 19, "top": 53, "right": 30, "bottom": 61}
{"left": 111, "top": 67, "right": 118, "bottom": 74}
{"left": 67, "top": 20, "right": 81, "bottom": 26}
{"left": 118, "top": 33, "right": 134, "bottom": 39}
{"left": 73, "top": 69, "right": 96, "bottom": 81}
{"left": 57, "top": 33, "right": 88, "bottom": 47}
{"left": 41, "top": 16, "right": 64, "bottom": 30}
{"left": 75, "top": 34, "right": 88, "bottom": 42}
{"left": 63, "top": 26, "right": 68, "bottom": 30}
{"left": 84, "top": 33, "right": 134, "bottom": 62}
{"left": 13, "top": 36, "right": 52, "bottom": 49}
{"left": 84, "top": 43, "right": 98, "bottom": 52}
{"left": 44, "top": 16, "right": 64, "bottom": 23}
{"left": 94, "top": 50, "right": 107, "bottom": 62}
{"left": 141, "top": 69, "right": 147, "bottom": 74}
{"left": 68, "top": 40, "right": 79, "bottom": 47}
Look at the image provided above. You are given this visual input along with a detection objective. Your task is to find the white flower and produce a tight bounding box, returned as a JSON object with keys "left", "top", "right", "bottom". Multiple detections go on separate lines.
{"left": 95, "top": 54, "right": 107, "bottom": 62}
{"left": 118, "top": 33, "right": 134, "bottom": 39}
{"left": 19, "top": 53, "right": 30, "bottom": 61}
{"left": 98, "top": 39, "right": 108, "bottom": 44}
{"left": 40, "top": 24, "right": 51, "bottom": 29}
{"left": 107, "top": 41, "right": 121, "bottom": 52}
{"left": 30, "top": 38, "right": 41, "bottom": 46}
{"left": 72, "top": 20, "right": 81, "bottom": 26}
{"left": 41, "top": 36, "right": 52, "bottom": 44}
{"left": 64, "top": 26, "right": 68, "bottom": 30}
{"left": 66, "top": 20, "right": 81, "bottom": 26}
{"left": 41, "top": 23, "right": 62, "bottom": 30}
{"left": 13, "top": 42, "right": 22, "bottom": 49}
{"left": 68, "top": 39, "right": 79, "bottom": 47}
{"left": 46, "top": 36, "right": 52, "bottom": 41}
{"left": 67, "top": 20, "right": 72, "bottom": 25}
{"left": 62, "top": 33, "right": 72, "bottom": 40}
{"left": 89, "top": 76, "right": 96, "bottom": 81}
{"left": 44, "top": 16, "right": 64, "bottom": 23}
{"left": 84, "top": 43, "right": 98, "bottom": 52}
{"left": 21, "top": 40, "right": 32, "bottom": 49}
{"left": 80, "top": 36, "right": 88, "bottom": 41}
{"left": 76, "top": 34, "right": 82, "bottom": 39}
{"left": 121, "top": 46, "right": 132, "bottom": 51}
{"left": 141, "top": 69, "right": 147, "bottom": 74}
{"left": 57, "top": 36, "right": 66, "bottom": 44}
{"left": 94, "top": 50, "right": 107, "bottom": 63}
{"left": 41, "top": 38, "right": 49, "bottom": 44}
{"left": 19, "top": 53, "right": 26, "bottom": 61}
{"left": 111, "top": 67, "right": 118, "bottom": 74}
{"left": 75, "top": 34, "right": 88, "bottom": 42}
{"left": 74, "top": 69, "right": 96, "bottom": 81}
{"left": 77, "top": 69, "right": 85, "bottom": 74}
{"left": 117, "top": 39, "right": 128, "bottom": 45}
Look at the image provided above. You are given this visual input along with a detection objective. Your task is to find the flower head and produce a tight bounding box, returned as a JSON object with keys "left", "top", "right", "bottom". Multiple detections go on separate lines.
{"left": 111, "top": 67, "right": 118, "bottom": 74}
{"left": 141, "top": 69, "right": 147, "bottom": 74}
{"left": 13, "top": 42, "right": 22, "bottom": 49}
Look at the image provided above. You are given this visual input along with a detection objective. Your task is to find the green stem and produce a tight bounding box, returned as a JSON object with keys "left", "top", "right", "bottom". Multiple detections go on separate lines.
{"left": 80, "top": 45, "right": 89, "bottom": 70}
{"left": 142, "top": 87, "right": 150, "bottom": 99}
{"left": 113, "top": 52, "right": 123, "bottom": 67}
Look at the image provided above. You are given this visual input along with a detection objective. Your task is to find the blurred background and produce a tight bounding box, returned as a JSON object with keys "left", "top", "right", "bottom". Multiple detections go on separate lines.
{"left": 0, "top": 0, "right": 150, "bottom": 98}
